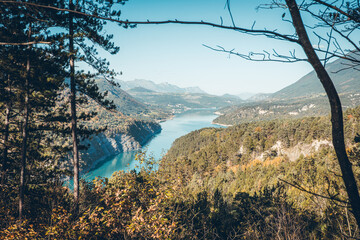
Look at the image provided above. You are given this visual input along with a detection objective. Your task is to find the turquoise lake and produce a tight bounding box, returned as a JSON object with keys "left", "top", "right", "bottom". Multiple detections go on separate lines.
{"left": 81, "top": 109, "right": 222, "bottom": 181}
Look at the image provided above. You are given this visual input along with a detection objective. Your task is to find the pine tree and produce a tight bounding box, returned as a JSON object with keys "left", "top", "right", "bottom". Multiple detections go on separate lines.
{"left": 0, "top": 1, "right": 69, "bottom": 221}
{"left": 0, "top": 0, "right": 127, "bottom": 215}
{"left": 62, "top": 0, "right": 124, "bottom": 212}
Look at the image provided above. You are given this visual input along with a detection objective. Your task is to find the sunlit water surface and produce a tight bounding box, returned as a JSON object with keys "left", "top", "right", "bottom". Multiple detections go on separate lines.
{"left": 82, "top": 109, "right": 223, "bottom": 181}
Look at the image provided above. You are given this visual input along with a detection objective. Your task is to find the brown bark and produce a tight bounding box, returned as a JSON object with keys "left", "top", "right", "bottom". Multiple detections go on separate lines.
{"left": 19, "top": 26, "right": 31, "bottom": 221}
{"left": 69, "top": 0, "right": 80, "bottom": 214}
{"left": 1, "top": 76, "right": 11, "bottom": 185}
{"left": 1, "top": 102, "right": 10, "bottom": 185}
{"left": 285, "top": 0, "right": 360, "bottom": 229}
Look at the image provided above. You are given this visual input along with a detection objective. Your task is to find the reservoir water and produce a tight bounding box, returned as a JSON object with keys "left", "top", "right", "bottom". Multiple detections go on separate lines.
{"left": 82, "top": 109, "right": 222, "bottom": 180}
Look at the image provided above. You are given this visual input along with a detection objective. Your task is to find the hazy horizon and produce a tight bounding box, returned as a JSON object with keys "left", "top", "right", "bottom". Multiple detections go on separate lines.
{"left": 115, "top": 77, "right": 275, "bottom": 97}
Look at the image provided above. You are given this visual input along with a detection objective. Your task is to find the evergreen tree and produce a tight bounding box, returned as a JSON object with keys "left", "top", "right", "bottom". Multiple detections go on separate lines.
{"left": 63, "top": 0, "right": 124, "bottom": 212}
{"left": 0, "top": 1, "right": 68, "bottom": 221}
{"left": 0, "top": 0, "right": 127, "bottom": 216}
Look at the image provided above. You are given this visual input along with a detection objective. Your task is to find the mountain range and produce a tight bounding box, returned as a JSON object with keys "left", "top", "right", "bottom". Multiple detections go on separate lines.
{"left": 213, "top": 56, "right": 360, "bottom": 125}
{"left": 96, "top": 54, "right": 360, "bottom": 126}
{"left": 271, "top": 55, "right": 360, "bottom": 99}
{"left": 117, "top": 79, "right": 206, "bottom": 94}
{"left": 94, "top": 78, "right": 171, "bottom": 121}
{"left": 127, "top": 87, "right": 243, "bottom": 111}
{"left": 95, "top": 78, "right": 244, "bottom": 114}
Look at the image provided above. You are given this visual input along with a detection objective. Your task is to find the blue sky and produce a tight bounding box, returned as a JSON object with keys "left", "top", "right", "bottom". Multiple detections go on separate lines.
{"left": 98, "top": 0, "right": 316, "bottom": 95}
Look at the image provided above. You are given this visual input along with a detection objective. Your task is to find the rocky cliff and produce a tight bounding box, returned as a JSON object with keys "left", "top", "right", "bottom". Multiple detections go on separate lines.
{"left": 80, "top": 121, "right": 161, "bottom": 170}
{"left": 238, "top": 139, "right": 333, "bottom": 163}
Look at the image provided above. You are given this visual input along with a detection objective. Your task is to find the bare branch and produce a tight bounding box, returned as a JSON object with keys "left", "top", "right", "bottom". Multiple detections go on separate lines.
{"left": 279, "top": 178, "right": 349, "bottom": 205}
{"left": 306, "top": 9, "right": 360, "bottom": 53}
{"left": 203, "top": 44, "right": 312, "bottom": 63}
{"left": 225, "top": 0, "right": 236, "bottom": 27}
{"left": 0, "top": 41, "right": 52, "bottom": 46}
{"left": 313, "top": 0, "right": 359, "bottom": 22}
{"left": 0, "top": 0, "right": 300, "bottom": 44}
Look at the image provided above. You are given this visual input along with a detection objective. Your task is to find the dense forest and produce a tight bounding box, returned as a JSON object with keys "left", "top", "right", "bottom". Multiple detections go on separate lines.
{"left": 0, "top": 0, "right": 165, "bottom": 234}
{"left": 2, "top": 106, "right": 360, "bottom": 239}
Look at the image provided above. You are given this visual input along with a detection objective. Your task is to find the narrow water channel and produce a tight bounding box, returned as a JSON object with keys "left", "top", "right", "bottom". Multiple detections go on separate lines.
{"left": 82, "top": 109, "right": 222, "bottom": 180}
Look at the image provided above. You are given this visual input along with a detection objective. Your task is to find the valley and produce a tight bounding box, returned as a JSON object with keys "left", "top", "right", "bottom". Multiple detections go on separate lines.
{"left": 85, "top": 109, "right": 221, "bottom": 180}
{"left": 3, "top": 59, "right": 360, "bottom": 240}
{"left": 84, "top": 57, "right": 360, "bottom": 175}
{"left": 81, "top": 60, "right": 360, "bottom": 238}
{"left": 77, "top": 78, "right": 239, "bottom": 171}
{"left": 2, "top": 2, "right": 360, "bottom": 238}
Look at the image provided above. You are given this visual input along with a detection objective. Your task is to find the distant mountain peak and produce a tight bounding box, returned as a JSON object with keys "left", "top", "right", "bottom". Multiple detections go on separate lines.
{"left": 128, "top": 87, "right": 156, "bottom": 93}
{"left": 236, "top": 92, "right": 257, "bottom": 100}
{"left": 248, "top": 93, "right": 272, "bottom": 102}
{"left": 222, "top": 94, "right": 242, "bottom": 100}
{"left": 117, "top": 79, "right": 207, "bottom": 94}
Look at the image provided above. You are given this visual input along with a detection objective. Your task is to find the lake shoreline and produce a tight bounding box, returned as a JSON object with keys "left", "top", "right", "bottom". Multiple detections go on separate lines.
{"left": 85, "top": 109, "right": 221, "bottom": 180}
{"left": 83, "top": 126, "right": 162, "bottom": 174}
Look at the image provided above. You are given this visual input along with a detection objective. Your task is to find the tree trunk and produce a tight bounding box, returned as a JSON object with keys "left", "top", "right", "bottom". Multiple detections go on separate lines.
{"left": 19, "top": 29, "right": 31, "bottom": 222}
{"left": 285, "top": 0, "right": 360, "bottom": 230}
{"left": 69, "top": 0, "right": 80, "bottom": 214}
{"left": 1, "top": 75, "right": 11, "bottom": 186}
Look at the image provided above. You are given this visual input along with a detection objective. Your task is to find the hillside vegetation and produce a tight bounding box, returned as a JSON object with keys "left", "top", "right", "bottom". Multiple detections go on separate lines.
{"left": 214, "top": 92, "right": 360, "bottom": 125}
{"left": 157, "top": 106, "right": 360, "bottom": 238}
{"left": 4, "top": 106, "right": 360, "bottom": 239}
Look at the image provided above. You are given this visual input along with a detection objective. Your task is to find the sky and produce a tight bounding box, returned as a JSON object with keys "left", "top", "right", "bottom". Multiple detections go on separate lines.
{"left": 96, "top": 0, "right": 317, "bottom": 95}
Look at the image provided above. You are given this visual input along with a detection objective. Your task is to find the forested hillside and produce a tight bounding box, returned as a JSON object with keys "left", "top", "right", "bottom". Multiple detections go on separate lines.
{"left": 95, "top": 78, "right": 171, "bottom": 121}
{"left": 164, "top": 107, "right": 360, "bottom": 185}
{"left": 157, "top": 106, "right": 360, "bottom": 238}
{"left": 214, "top": 92, "right": 360, "bottom": 125}
{"left": 3, "top": 106, "right": 360, "bottom": 239}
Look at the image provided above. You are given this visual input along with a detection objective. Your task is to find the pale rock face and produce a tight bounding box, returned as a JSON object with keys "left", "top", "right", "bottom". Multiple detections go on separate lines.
{"left": 301, "top": 105, "right": 309, "bottom": 112}
{"left": 271, "top": 141, "right": 282, "bottom": 153}
{"left": 79, "top": 123, "right": 161, "bottom": 171}
{"left": 240, "top": 139, "right": 333, "bottom": 163}
{"left": 238, "top": 145, "right": 245, "bottom": 155}
{"left": 289, "top": 111, "right": 299, "bottom": 116}
{"left": 271, "top": 139, "right": 332, "bottom": 162}
{"left": 311, "top": 139, "right": 332, "bottom": 152}
{"left": 300, "top": 104, "right": 316, "bottom": 112}
{"left": 258, "top": 110, "right": 268, "bottom": 115}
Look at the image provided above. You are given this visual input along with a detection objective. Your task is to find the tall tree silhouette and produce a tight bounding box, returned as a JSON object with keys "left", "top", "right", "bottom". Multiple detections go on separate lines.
{"left": 0, "top": 1, "right": 68, "bottom": 221}
{"left": 0, "top": 0, "right": 125, "bottom": 213}
{"left": 64, "top": 0, "right": 124, "bottom": 212}
{"left": 285, "top": 0, "right": 360, "bottom": 229}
